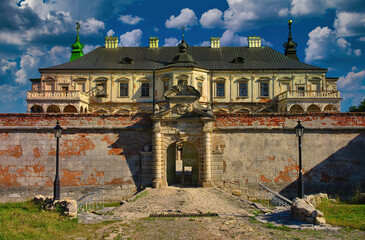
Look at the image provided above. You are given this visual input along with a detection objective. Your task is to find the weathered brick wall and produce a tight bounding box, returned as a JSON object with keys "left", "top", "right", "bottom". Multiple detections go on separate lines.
{"left": 0, "top": 114, "right": 152, "bottom": 202}
{"left": 1, "top": 113, "right": 364, "bottom": 202}
{"left": 213, "top": 113, "right": 365, "bottom": 200}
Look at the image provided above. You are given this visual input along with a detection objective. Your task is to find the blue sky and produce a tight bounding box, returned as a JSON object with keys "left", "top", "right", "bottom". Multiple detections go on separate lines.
{"left": 0, "top": 0, "right": 364, "bottom": 113}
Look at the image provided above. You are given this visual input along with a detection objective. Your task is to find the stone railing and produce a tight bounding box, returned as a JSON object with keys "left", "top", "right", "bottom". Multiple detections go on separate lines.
{"left": 277, "top": 90, "right": 341, "bottom": 101}
{"left": 27, "top": 91, "right": 89, "bottom": 103}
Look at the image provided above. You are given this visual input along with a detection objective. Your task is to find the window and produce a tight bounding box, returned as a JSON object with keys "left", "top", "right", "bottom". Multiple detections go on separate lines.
{"left": 77, "top": 83, "right": 85, "bottom": 92}
{"left": 297, "top": 87, "right": 305, "bottom": 91}
{"left": 260, "top": 83, "right": 269, "bottom": 97}
{"left": 239, "top": 82, "right": 248, "bottom": 97}
{"left": 119, "top": 82, "right": 128, "bottom": 97}
{"left": 163, "top": 81, "right": 169, "bottom": 93}
{"left": 141, "top": 83, "right": 150, "bottom": 97}
{"left": 61, "top": 86, "right": 69, "bottom": 92}
{"left": 197, "top": 82, "right": 203, "bottom": 94}
{"left": 96, "top": 83, "right": 107, "bottom": 97}
{"left": 216, "top": 82, "right": 225, "bottom": 97}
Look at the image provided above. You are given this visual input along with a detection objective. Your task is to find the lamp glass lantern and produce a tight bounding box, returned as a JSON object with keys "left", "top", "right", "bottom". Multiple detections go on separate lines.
{"left": 53, "top": 120, "right": 63, "bottom": 138}
{"left": 294, "top": 120, "right": 304, "bottom": 137}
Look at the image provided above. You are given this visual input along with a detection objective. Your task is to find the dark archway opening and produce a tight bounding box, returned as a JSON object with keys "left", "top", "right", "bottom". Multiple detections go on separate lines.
{"left": 167, "top": 142, "right": 199, "bottom": 187}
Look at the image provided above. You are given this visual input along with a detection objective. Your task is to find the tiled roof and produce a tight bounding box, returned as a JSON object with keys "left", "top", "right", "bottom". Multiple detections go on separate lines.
{"left": 40, "top": 46, "right": 326, "bottom": 71}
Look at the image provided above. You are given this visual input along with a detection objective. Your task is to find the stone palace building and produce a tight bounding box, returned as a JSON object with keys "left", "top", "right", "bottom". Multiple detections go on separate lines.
{"left": 26, "top": 21, "right": 341, "bottom": 115}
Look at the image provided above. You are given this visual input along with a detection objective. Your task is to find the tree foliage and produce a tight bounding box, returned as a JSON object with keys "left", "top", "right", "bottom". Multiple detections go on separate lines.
{"left": 348, "top": 99, "right": 365, "bottom": 112}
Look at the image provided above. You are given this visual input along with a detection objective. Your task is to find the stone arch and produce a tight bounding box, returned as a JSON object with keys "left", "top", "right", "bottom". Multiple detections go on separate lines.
{"left": 46, "top": 105, "right": 60, "bottom": 113}
{"left": 30, "top": 105, "right": 44, "bottom": 113}
{"left": 115, "top": 108, "right": 131, "bottom": 115}
{"left": 84, "top": 108, "right": 88, "bottom": 113}
{"left": 235, "top": 108, "right": 250, "bottom": 113}
{"left": 289, "top": 104, "right": 304, "bottom": 113}
{"left": 307, "top": 104, "right": 321, "bottom": 113}
{"left": 94, "top": 109, "right": 108, "bottom": 114}
{"left": 64, "top": 105, "right": 78, "bottom": 113}
{"left": 324, "top": 104, "right": 337, "bottom": 113}
{"left": 80, "top": 106, "right": 83, "bottom": 113}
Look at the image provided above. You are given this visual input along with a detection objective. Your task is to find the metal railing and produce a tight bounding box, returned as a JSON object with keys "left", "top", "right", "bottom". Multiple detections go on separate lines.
{"left": 27, "top": 90, "right": 89, "bottom": 103}
{"left": 259, "top": 183, "right": 292, "bottom": 208}
{"left": 77, "top": 187, "right": 104, "bottom": 211}
{"left": 277, "top": 90, "right": 340, "bottom": 101}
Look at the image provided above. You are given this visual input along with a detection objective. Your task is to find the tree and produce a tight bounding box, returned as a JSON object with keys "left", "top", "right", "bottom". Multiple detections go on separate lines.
{"left": 349, "top": 99, "right": 365, "bottom": 112}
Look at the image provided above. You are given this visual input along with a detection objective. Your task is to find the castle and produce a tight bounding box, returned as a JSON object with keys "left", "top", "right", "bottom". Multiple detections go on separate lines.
{"left": 26, "top": 21, "right": 341, "bottom": 115}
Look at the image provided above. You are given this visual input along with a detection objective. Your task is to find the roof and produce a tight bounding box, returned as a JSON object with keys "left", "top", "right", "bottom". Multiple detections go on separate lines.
{"left": 40, "top": 46, "right": 326, "bottom": 72}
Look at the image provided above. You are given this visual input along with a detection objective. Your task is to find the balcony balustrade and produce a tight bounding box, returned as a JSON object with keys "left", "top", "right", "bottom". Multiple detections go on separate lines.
{"left": 27, "top": 90, "right": 89, "bottom": 103}
{"left": 277, "top": 90, "right": 341, "bottom": 101}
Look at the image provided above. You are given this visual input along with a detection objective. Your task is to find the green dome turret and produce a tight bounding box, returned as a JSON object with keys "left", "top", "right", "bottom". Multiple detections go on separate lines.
{"left": 70, "top": 22, "right": 84, "bottom": 62}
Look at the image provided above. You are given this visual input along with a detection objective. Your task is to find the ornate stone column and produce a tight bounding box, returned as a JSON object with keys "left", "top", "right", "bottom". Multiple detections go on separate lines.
{"left": 152, "top": 122, "right": 163, "bottom": 188}
{"left": 202, "top": 129, "right": 213, "bottom": 187}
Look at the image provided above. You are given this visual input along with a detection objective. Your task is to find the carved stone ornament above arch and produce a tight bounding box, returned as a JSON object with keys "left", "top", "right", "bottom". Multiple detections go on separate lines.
{"left": 94, "top": 77, "right": 108, "bottom": 82}
{"left": 138, "top": 77, "right": 151, "bottom": 83}
{"left": 214, "top": 77, "right": 226, "bottom": 82}
{"left": 176, "top": 74, "right": 189, "bottom": 81}
{"left": 236, "top": 77, "right": 250, "bottom": 82}
{"left": 278, "top": 76, "right": 292, "bottom": 81}
{"left": 115, "top": 77, "right": 130, "bottom": 82}
{"left": 161, "top": 75, "right": 171, "bottom": 81}
{"left": 196, "top": 75, "right": 206, "bottom": 81}
{"left": 43, "top": 77, "right": 56, "bottom": 82}
{"left": 72, "top": 77, "right": 87, "bottom": 82}
{"left": 257, "top": 77, "right": 271, "bottom": 81}
{"left": 309, "top": 77, "right": 321, "bottom": 81}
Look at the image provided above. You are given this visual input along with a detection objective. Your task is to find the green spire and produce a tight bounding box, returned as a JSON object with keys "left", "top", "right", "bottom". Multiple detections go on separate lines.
{"left": 70, "top": 22, "right": 84, "bottom": 62}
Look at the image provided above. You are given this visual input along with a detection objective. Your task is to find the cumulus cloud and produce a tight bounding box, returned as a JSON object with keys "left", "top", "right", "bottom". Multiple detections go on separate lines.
{"left": 107, "top": 29, "right": 115, "bottom": 37}
{"left": 83, "top": 44, "right": 101, "bottom": 54}
{"left": 1, "top": 59, "right": 17, "bottom": 73}
{"left": 338, "top": 70, "right": 365, "bottom": 90}
{"left": 165, "top": 8, "right": 198, "bottom": 29}
{"left": 119, "top": 15, "right": 144, "bottom": 25}
{"left": 334, "top": 12, "right": 365, "bottom": 37}
{"left": 163, "top": 37, "right": 179, "bottom": 47}
{"left": 220, "top": 30, "right": 247, "bottom": 46}
{"left": 199, "top": 8, "right": 224, "bottom": 28}
{"left": 359, "top": 36, "right": 365, "bottom": 41}
{"left": 278, "top": 8, "right": 289, "bottom": 17}
{"left": 199, "top": 41, "right": 210, "bottom": 47}
{"left": 80, "top": 18, "right": 105, "bottom": 34}
{"left": 119, "top": 29, "right": 143, "bottom": 47}
{"left": 290, "top": 0, "right": 328, "bottom": 16}
{"left": 305, "top": 26, "right": 361, "bottom": 63}
{"left": 0, "top": 84, "right": 27, "bottom": 113}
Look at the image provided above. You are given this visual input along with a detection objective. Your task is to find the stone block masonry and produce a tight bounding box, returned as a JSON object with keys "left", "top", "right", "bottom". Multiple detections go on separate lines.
{"left": 213, "top": 113, "right": 365, "bottom": 200}
{"left": 0, "top": 113, "right": 364, "bottom": 202}
{"left": 0, "top": 114, "right": 152, "bottom": 202}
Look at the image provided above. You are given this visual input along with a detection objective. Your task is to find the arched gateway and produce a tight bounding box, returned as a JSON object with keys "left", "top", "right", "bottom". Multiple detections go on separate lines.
{"left": 150, "top": 80, "right": 215, "bottom": 188}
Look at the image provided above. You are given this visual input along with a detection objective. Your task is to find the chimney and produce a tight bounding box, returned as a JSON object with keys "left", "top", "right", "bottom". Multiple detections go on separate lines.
{"left": 248, "top": 36, "right": 261, "bottom": 48}
{"left": 149, "top": 37, "right": 159, "bottom": 48}
{"left": 210, "top": 37, "right": 220, "bottom": 48}
{"left": 105, "top": 36, "right": 118, "bottom": 49}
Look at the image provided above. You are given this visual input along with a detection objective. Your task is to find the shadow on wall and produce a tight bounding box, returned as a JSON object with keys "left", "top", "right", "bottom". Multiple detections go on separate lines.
{"left": 105, "top": 117, "right": 152, "bottom": 191}
{"left": 280, "top": 133, "right": 365, "bottom": 200}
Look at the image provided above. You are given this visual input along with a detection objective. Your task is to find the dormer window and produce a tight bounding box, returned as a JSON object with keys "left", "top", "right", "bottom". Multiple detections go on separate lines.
{"left": 120, "top": 57, "right": 133, "bottom": 64}
{"left": 232, "top": 57, "right": 244, "bottom": 63}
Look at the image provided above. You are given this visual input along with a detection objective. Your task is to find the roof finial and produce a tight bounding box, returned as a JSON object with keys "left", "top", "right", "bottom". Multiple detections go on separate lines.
{"left": 283, "top": 19, "right": 299, "bottom": 61}
{"left": 75, "top": 22, "right": 81, "bottom": 36}
{"left": 181, "top": 26, "right": 186, "bottom": 40}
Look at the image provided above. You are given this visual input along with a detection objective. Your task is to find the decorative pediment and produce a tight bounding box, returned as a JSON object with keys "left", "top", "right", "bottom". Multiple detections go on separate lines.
{"left": 164, "top": 80, "right": 201, "bottom": 102}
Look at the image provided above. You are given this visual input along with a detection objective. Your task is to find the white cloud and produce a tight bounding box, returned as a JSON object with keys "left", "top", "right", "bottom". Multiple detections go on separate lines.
{"left": 334, "top": 12, "right": 365, "bottom": 37}
{"left": 107, "top": 29, "right": 115, "bottom": 37}
{"left": 220, "top": 30, "right": 247, "bottom": 46}
{"left": 0, "top": 84, "right": 27, "bottom": 113}
{"left": 165, "top": 8, "right": 198, "bottom": 29}
{"left": 80, "top": 18, "right": 105, "bottom": 34}
{"left": 305, "top": 26, "right": 361, "bottom": 63}
{"left": 119, "top": 15, "right": 144, "bottom": 25}
{"left": 351, "top": 66, "right": 358, "bottom": 71}
{"left": 290, "top": 0, "right": 327, "bottom": 16}
{"left": 360, "top": 36, "right": 365, "bottom": 41}
{"left": 338, "top": 70, "right": 365, "bottom": 89}
{"left": 83, "top": 44, "right": 100, "bottom": 54}
{"left": 153, "top": 27, "right": 159, "bottom": 32}
{"left": 199, "top": 41, "right": 210, "bottom": 47}
{"left": 199, "top": 8, "right": 224, "bottom": 28}
{"left": 119, "top": 29, "right": 143, "bottom": 47}
{"left": 163, "top": 37, "right": 179, "bottom": 47}
{"left": 1, "top": 60, "right": 17, "bottom": 73}
{"left": 278, "top": 8, "right": 289, "bottom": 17}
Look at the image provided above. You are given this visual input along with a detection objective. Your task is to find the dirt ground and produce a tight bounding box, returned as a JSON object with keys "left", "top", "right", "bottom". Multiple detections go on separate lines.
{"left": 92, "top": 187, "right": 364, "bottom": 240}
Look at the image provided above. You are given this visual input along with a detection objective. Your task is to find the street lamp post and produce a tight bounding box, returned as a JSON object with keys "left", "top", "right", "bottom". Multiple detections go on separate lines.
{"left": 53, "top": 120, "right": 63, "bottom": 200}
{"left": 294, "top": 120, "right": 305, "bottom": 199}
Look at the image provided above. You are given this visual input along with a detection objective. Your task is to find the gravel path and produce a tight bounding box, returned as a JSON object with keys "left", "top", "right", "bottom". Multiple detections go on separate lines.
{"left": 113, "top": 186, "right": 253, "bottom": 219}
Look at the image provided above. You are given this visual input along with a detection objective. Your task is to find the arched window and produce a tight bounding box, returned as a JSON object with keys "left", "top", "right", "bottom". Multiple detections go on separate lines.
{"left": 307, "top": 104, "right": 321, "bottom": 113}
{"left": 64, "top": 105, "right": 78, "bottom": 113}
{"left": 46, "top": 105, "right": 60, "bottom": 113}
{"left": 289, "top": 104, "right": 304, "bottom": 113}
{"left": 30, "top": 105, "right": 44, "bottom": 113}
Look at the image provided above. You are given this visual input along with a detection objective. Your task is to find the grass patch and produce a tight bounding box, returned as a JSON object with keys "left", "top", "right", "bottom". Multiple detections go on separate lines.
{"left": 317, "top": 199, "right": 365, "bottom": 230}
{"left": 264, "top": 222, "right": 291, "bottom": 231}
{"left": 0, "top": 201, "right": 105, "bottom": 240}
{"left": 130, "top": 191, "right": 148, "bottom": 202}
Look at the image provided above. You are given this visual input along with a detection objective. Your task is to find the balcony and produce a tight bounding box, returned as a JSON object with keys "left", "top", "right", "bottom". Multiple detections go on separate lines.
{"left": 277, "top": 90, "right": 341, "bottom": 102}
{"left": 27, "top": 91, "right": 89, "bottom": 103}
